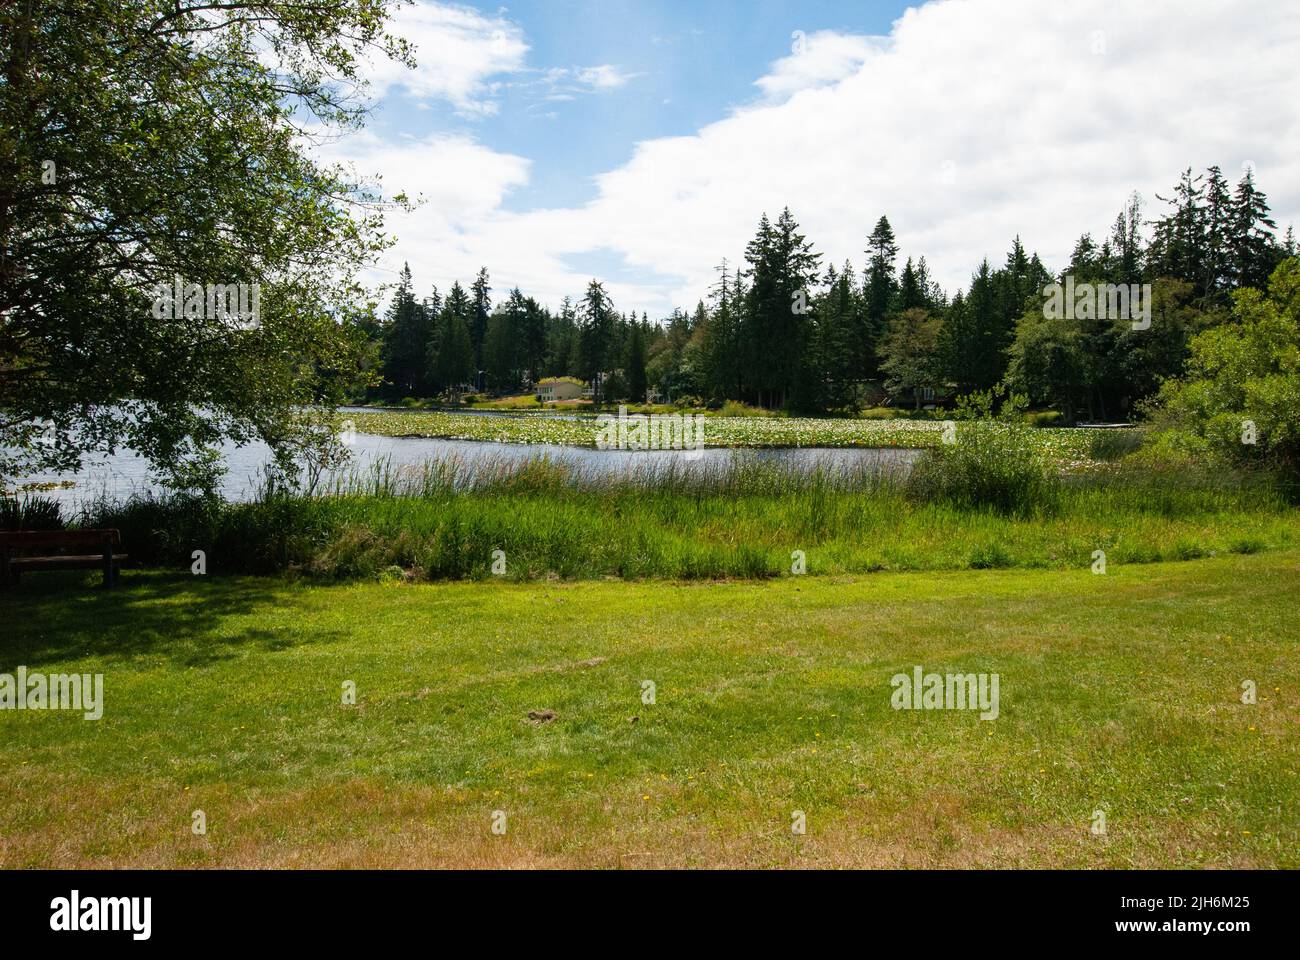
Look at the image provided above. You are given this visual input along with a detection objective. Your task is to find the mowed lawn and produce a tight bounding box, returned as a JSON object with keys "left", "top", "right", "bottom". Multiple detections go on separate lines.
{"left": 1, "top": 552, "right": 1296, "bottom": 868}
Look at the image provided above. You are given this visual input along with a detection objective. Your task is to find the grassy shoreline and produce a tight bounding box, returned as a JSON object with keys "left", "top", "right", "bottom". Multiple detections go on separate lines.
{"left": 72, "top": 455, "right": 1298, "bottom": 582}
{"left": 3, "top": 551, "right": 1295, "bottom": 868}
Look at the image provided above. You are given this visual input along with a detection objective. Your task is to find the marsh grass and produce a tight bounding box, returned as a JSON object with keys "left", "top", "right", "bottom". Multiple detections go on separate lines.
{"left": 71, "top": 452, "right": 1298, "bottom": 582}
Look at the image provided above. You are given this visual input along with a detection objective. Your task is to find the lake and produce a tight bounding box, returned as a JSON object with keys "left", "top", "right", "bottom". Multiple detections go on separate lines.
{"left": 10, "top": 408, "right": 924, "bottom": 507}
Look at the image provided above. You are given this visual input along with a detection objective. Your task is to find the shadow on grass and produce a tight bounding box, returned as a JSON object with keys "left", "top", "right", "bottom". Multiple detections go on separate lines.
{"left": 0, "top": 569, "right": 344, "bottom": 670}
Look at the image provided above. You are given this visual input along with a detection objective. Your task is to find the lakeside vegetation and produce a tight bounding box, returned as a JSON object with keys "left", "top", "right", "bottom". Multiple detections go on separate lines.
{"left": 51, "top": 450, "right": 1290, "bottom": 582}
{"left": 346, "top": 409, "right": 1109, "bottom": 458}
{"left": 3, "top": 551, "right": 1295, "bottom": 868}
{"left": 14, "top": 382, "right": 1295, "bottom": 584}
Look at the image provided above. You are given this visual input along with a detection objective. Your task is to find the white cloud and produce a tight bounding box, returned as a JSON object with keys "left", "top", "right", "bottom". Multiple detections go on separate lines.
{"left": 354, "top": 2, "right": 636, "bottom": 116}
{"left": 363, "top": 2, "right": 529, "bottom": 116}
{"left": 574, "top": 65, "right": 636, "bottom": 90}
{"left": 757, "top": 31, "right": 882, "bottom": 100}
{"left": 319, "top": 130, "right": 530, "bottom": 219}
{"left": 361, "top": 0, "right": 1300, "bottom": 315}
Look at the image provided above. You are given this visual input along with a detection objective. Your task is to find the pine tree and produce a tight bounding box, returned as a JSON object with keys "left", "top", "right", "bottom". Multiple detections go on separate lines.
{"left": 522, "top": 296, "right": 548, "bottom": 386}
{"left": 915, "top": 256, "right": 946, "bottom": 309}
{"left": 813, "top": 262, "right": 863, "bottom": 411}
{"left": 896, "top": 257, "right": 925, "bottom": 312}
{"left": 740, "top": 209, "right": 821, "bottom": 408}
{"left": 1149, "top": 168, "right": 1206, "bottom": 285}
{"left": 937, "top": 291, "right": 968, "bottom": 390}
{"left": 862, "top": 215, "right": 899, "bottom": 378}
{"left": 380, "top": 263, "right": 431, "bottom": 398}
{"left": 626, "top": 322, "right": 647, "bottom": 403}
{"left": 546, "top": 296, "right": 577, "bottom": 377}
{"left": 1106, "top": 195, "right": 1138, "bottom": 287}
{"left": 997, "top": 236, "right": 1036, "bottom": 327}
{"left": 739, "top": 213, "right": 777, "bottom": 406}
{"left": 701, "top": 259, "right": 740, "bottom": 400}
{"left": 1231, "top": 169, "right": 1279, "bottom": 290}
{"left": 945, "top": 260, "right": 1004, "bottom": 392}
{"left": 433, "top": 281, "right": 473, "bottom": 400}
{"left": 1202, "top": 166, "right": 1233, "bottom": 296}
{"left": 578, "top": 280, "right": 615, "bottom": 404}
{"left": 483, "top": 287, "right": 528, "bottom": 391}
{"left": 469, "top": 267, "right": 492, "bottom": 384}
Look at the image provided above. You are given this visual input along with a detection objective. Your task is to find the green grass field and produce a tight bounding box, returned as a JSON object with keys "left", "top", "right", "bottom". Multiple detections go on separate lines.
{"left": 2, "top": 551, "right": 1295, "bottom": 868}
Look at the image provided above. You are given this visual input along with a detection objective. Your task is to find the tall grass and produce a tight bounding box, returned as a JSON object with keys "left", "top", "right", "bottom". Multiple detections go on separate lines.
{"left": 68, "top": 451, "right": 1298, "bottom": 582}
{"left": 1, "top": 494, "right": 65, "bottom": 531}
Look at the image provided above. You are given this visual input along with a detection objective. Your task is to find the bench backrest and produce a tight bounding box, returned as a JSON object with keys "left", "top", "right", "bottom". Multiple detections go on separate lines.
{"left": 0, "top": 529, "right": 121, "bottom": 551}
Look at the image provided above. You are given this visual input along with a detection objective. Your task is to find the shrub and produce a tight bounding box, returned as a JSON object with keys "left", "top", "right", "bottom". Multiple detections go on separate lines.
{"left": 1151, "top": 257, "right": 1300, "bottom": 483}
{"left": 907, "top": 390, "right": 1058, "bottom": 515}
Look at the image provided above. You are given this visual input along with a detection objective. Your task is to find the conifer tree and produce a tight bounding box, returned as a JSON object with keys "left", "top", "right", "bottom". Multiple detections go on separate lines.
{"left": 433, "top": 281, "right": 473, "bottom": 400}
{"left": 626, "top": 323, "right": 647, "bottom": 403}
{"left": 469, "top": 267, "right": 492, "bottom": 384}
{"left": 578, "top": 280, "right": 616, "bottom": 404}
{"left": 862, "top": 215, "right": 899, "bottom": 377}
{"left": 1202, "top": 166, "right": 1234, "bottom": 296}
{"left": 381, "top": 262, "right": 427, "bottom": 398}
{"left": 1231, "top": 169, "right": 1279, "bottom": 290}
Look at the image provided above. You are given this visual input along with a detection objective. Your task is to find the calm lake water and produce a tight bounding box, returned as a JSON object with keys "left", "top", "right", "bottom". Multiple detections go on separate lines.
{"left": 14, "top": 408, "right": 924, "bottom": 508}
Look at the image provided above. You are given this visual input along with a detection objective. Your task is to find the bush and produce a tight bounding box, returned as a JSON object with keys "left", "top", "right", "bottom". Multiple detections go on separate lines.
{"left": 1151, "top": 257, "right": 1300, "bottom": 482}
{"left": 907, "top": 390, "right": 1058, "bottom": 515}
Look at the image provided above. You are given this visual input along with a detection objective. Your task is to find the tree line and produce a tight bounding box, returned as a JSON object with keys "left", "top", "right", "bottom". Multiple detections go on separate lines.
{"left": 368, "top": 164, "right": 1293, "bottom": 421}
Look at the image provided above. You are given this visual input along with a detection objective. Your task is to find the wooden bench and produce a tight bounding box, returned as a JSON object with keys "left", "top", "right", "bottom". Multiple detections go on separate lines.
{"left": 0, "top": 529, "right": 127, "bottom": 587}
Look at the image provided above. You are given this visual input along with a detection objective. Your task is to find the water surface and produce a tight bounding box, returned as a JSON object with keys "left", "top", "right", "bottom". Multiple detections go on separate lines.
{"left": 14, "top": 415, "right": 923, "bottom": 508}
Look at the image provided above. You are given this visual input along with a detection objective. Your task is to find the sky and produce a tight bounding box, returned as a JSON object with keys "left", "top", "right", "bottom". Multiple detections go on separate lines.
{"left": 319, "top": 0, "right": 1300, "bottom": 317}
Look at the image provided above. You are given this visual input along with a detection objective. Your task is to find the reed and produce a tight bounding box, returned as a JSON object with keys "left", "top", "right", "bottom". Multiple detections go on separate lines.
{"left": 70, "top": 453, "right": 1297, "bottom": 582}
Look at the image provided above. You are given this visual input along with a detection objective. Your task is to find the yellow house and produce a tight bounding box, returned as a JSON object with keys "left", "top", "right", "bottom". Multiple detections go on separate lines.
{"left": 536, "top": 377, "right": 584, "bottom": 402}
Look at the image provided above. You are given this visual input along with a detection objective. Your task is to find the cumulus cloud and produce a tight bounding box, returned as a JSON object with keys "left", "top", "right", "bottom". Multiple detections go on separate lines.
{"left": 362, "top": 2, "right": 529, "bottom": 116}
{"left": 318, "top": 130, "right": 530, "bottom": 222}
{"left": 363, "top": 0, "right": 1300, "bottom": 315}
{"left": 757, "top": 30, "right": 882, "bottom": 100}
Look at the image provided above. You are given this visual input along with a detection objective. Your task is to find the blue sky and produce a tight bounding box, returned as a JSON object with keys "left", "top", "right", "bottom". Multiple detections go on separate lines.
{"left": 336, "top": 0, "right": 1300, "bottom": 316}
{"left": 367, "top": 1, "right": 910, "bottom": 211}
